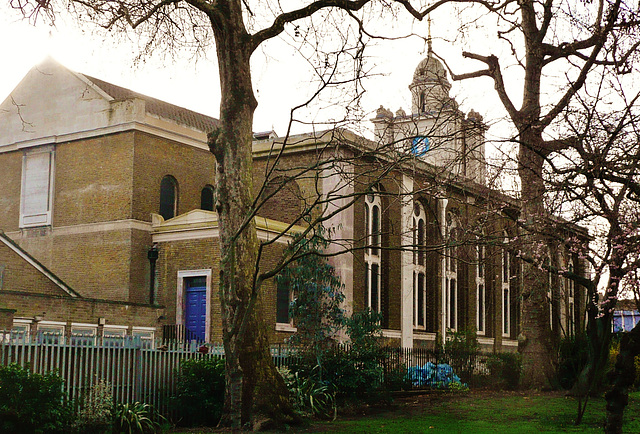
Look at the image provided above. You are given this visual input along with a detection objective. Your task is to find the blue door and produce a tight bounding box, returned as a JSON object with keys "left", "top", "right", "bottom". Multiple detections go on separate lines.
{"left": 185, "top": 277, "right": 207, "bottom": 342}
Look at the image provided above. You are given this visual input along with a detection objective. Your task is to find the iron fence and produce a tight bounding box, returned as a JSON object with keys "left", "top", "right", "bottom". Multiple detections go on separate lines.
{"left": 0, "top": 331, "right": 495, "bottom": 419}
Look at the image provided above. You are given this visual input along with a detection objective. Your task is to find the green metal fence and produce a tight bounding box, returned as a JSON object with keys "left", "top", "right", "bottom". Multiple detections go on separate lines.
{"left": 0, "top": 331, "right": 494, "bottom": 418}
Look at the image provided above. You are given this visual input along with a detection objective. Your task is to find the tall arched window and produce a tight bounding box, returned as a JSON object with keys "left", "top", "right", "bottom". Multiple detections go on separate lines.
{"left": 546, "top": 255, "right": 553, "bottom": 331}
{"left": 159, "top": 175, "right": 178, "bottom": 220}
{"left": 502, "top": 231, "right": 511, "bottom": 337}
{"left": 365, "top": 188, "right": 382, "bottom": 313}
{"left": 200, "top": 185, "right": 215, "bottom": 211}
{"left": 445, "top": 212, "right": 458, "bottom": 331}
{"left": 567, "top": 259, "right": 575, "bottom": 336}
{"left": 413, "top": 201, "right": 427, "bottom": 329}
{"left": 477, "top": 233, "right": 486, "bottom": 335}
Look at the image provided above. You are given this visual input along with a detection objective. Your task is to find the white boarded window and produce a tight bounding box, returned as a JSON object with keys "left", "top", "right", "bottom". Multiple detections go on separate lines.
{"left": 21, "top": 147, "right": 54, "bottom": 227}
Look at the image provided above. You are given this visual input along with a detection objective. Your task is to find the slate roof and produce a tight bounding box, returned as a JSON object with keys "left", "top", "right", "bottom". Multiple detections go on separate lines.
{"left": 83, "top": 75, "right": 219, "bottom": 133}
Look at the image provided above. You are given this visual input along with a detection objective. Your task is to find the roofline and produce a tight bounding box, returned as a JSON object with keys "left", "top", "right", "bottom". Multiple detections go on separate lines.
{"left": 0, "top": 231, "right": 81, "bottom": 298}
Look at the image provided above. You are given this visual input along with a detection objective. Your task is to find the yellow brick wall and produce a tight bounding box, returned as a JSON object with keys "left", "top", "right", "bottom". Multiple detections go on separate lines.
{"left": 0, "top": 150, "right": 26, "bottom": 232}
{"left": 132, "top": 132, "right": 216, "bottom": 222}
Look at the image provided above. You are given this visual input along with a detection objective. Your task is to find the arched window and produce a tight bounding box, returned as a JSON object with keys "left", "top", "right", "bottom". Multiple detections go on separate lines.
{"left": 567, "top": 259, "right": 575, "bottom": 336}
{"left": 477, "top": 233, "right": 486, "bottom": 335}
{"left": 413, "top": 201, "right": 427, "bottom": 329}
{"left": 502, "top": 231, "right": 511, "bottom": 337}
{"left": 419, "top": 91, "right": 426, "bottom": 113}
{"left": 159, "top": 175, "right": 178, "bottom": 220}
{"left": 200, "top": 185, "right": 215, "bottom": 211}
{"left": 546, "top": 255, "right": 553, "bottom": 331}
{"left": 365, "top": 188, "right": 382, "bottom": 313}
{"left": 445, "top": 212, "right": 458, "bottom": 331}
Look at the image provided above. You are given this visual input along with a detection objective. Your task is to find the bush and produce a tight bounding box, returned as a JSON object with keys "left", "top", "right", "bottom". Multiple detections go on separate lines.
{"left": 113, "top": 402, "right": 165, "bottom": 434}
{"left": 73, "top": 380, "right": 113, "bottom": 434}
{"left": 486, "top": 353, "right": 522, "bottom": 390}
{"left": 0, "top": 363, "right": 73, "bottom": 434}
{"left": 279, "top": 367, "right": 336, "bottom": 419}
{"left": 171, "top": 357, "right": 225, "bottom": 427}
{"left": 444, "top": 327, "right": 480, "bottom": 382}
{"left": 321, "top": 310, "right": 386, "bottom": 400}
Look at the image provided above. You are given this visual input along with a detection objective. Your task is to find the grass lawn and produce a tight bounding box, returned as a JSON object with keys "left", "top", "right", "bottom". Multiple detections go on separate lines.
{"left": 279, "top": 390, "right": 640, "bottom": 433}
{"left": 171, "top": 390, "right": 640, "bottom": 433}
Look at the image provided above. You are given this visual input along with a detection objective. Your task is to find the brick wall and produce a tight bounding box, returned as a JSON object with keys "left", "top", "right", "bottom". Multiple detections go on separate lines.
{"left": 53, "top": 133, "right": 135, "bottom": 226}
{"left": 0, "top": 151, "right": 22, "bottom": 232}
{"left": 155, "top": 233, "right": 289, "bottom": 343}
{"left": 0, "top": 237, "right": 70, "bottom": 297}
{"left": 0, "top": 291, "right": 162, "bottom": 330}
{"left": 132, "top": 131, "right": 216, "bottom": 222}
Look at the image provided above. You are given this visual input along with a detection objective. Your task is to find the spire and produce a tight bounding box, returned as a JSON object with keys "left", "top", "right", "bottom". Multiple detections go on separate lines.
{"left": 427, "top": 16, "right": 433, "bottom": 55}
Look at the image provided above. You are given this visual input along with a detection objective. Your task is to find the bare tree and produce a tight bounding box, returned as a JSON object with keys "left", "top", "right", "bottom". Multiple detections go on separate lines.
{"left": 6, "top": 0, "right": 443, "bottom": 428}
{"left": 434, "top": 0, "right": 640, "bottom": 389}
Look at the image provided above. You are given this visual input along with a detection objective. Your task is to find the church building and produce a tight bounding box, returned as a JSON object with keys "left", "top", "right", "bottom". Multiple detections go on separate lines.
{"left": 0, "top": 54, "right": 584, "bottom": 352}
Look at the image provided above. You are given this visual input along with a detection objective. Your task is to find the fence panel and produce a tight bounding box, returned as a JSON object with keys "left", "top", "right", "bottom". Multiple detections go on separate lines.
{"left": 0, "top": 331, "right": 495, "bottom": 418}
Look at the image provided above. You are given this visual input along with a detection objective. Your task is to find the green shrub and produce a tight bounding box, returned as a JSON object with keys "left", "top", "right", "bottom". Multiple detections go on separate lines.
{"left": 171, "top": 357, "right": 225, "bottom": 427}
{"left": 445, "top": 327, "right": 480, "bottom": 382}
{"left": 279, "top": 367, "right": 336, "bottom": 419}
{"left": 486, "top": 353, "right": 522, "bottom": 390}
{"left": 321, "top": 310, "right": 386, "bottom": 399}
{"left": 73, "top": 380, "right": 113, "bottom": 434}
{"left": 0, "top": 363, "right": 73, "bottom": 434}
{"left": 113, "top": 402, "right": 165, "bottom": 433}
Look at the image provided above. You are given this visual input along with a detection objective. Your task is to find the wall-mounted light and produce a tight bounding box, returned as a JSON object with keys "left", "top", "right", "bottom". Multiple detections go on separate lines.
{"left": 148, "top": 244, "right": 159, "bottom": 305}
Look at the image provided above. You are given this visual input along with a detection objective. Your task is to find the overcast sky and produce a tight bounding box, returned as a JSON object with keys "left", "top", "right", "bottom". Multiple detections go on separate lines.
{"left": 0, "top": 6, "right": 511, "bottom": 141}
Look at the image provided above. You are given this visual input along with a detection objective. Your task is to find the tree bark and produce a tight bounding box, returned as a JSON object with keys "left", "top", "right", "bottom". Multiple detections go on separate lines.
{"left": 207, "top": 2, "right": 295, "bottom": 429}
{"left": 605, "top": 323, "right": 640, "bottom": 433}
{"left": 517, "top": 141, "right": 557, "bottom": 389}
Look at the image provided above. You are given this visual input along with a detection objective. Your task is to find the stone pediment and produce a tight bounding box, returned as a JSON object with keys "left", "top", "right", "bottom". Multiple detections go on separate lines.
{"left": 0, "top": 57, "right": 118, "bottom": 149}
{"left": 151, "top": 210, "right": 304, "bottom": 243}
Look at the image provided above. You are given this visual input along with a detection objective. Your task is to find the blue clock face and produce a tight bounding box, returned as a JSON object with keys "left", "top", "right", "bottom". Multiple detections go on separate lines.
{"left": 412, "top": 136, "right": 430, "bottom": 156}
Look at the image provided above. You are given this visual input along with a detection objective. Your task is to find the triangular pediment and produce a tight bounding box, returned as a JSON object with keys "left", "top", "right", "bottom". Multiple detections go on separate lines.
{"left": 152, "top": 210, "right": 219, "bottom": 231}
{"left": 0, "top": 57, "right": 119, "bottom": 149}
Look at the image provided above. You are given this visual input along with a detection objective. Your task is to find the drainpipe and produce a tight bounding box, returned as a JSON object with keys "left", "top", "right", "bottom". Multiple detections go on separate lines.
{"left": 439, "top": 196, "right": 448, "bottom": 345}
{"left": 147, "top": 244, "right": 159, "bottom": 305}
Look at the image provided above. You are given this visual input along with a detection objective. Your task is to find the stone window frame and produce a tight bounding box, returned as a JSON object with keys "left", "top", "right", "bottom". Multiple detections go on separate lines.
{"left": 70, "top": 323, "right": 98, "bottom": 346}
{"left": 275, "top": 276, "right": 297, "bottom": 332}
{"left": 476, "top": 233, "right": 486, "bottom": 336}
{"left": 37, "top": 320, "right": 66, "bottom": 344}
{"left": 200, "top": 184, "right": 215, "bottom": 211}
{"left": 10, "top": 319, "right": 31, "bottom": 343}
{"left": 20, "top": 145, "right": 55, "bottom": 228}
{"left": 445, "top": 212, "right": 459, "bottom": 331}
{"left": 176, "top": 269, "right": 212, "bottom": 342}
{"left": 159, "top": 175, "right": 179, "bottom": 220}
{"left": 365, "top": 187, "right": 382, "bottom": 314}
{"left": 132, "top": 327, "right": 156, "bottom": 349}
{"left": 412, "top": 200, "right": 427, "bottom": 329}
{"left": 566, "top": 259, "right": 575, "bottom": 336}
{"left": 502, "top": 231, "right": 511, "bottom": 338}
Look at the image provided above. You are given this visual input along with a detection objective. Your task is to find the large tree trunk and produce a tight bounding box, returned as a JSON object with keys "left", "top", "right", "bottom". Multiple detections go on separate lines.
{"left": 605, "top": 322, "right": 640, "bottom": 433}
{"left": 517, "top": 137, "right": 556, "bottom": 389}
{"left": 208, "top": 3, "right": 294, "bottom": 429}
{"left": 604, "top": 280, "right": 640, "bottom": 434}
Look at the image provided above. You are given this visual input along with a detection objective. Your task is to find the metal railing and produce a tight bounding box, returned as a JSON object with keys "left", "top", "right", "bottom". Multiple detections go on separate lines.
{"left": 0, "top": 331, "right": 495, "bottom": 419}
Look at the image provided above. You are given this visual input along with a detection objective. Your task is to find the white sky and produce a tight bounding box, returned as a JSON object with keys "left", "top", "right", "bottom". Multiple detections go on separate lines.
{"left": 0, "top": 7, "right": 507, "bottom": 140}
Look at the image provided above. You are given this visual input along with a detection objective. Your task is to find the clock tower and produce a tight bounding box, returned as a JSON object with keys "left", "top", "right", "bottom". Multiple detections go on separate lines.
{"left": 372, "top": 48, "right": 487, "bottom": 185}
